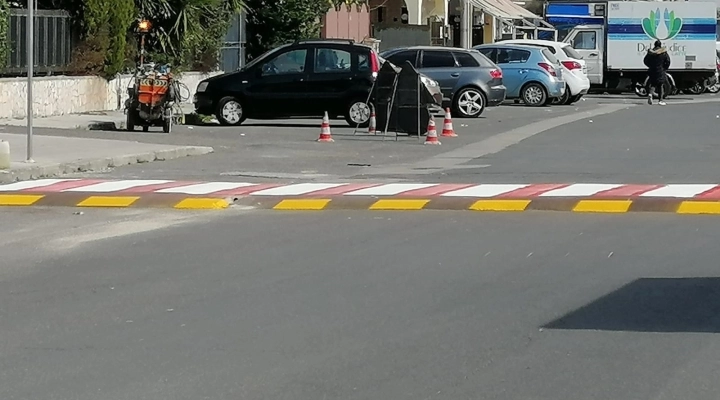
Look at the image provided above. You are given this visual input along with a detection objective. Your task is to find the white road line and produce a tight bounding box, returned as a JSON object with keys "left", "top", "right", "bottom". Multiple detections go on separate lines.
{"left": 539, "top": 184, "right": 623, "bottom": 197}
{"left": 344, "top": 183, "right": 437, "bottom": 196}
{"left": 63, "top": 180, "right": 172, "bottom": 192}
{"left": 640, "top": 184, "right": 718, "bottom": 198}
{"left": 156, "top": 182, "right": 256, "bottom": 194}
{"left": 440, "top": 184, "right": 528, "bottom": 197}
{"left": 250, "top": 183, "right": 347, "bottom": 196}
{"left": 0, "top": 179, "right": 78, "bottom": 191}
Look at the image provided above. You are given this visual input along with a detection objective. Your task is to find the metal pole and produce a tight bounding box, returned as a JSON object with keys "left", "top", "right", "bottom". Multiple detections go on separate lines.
{"left": 26, "top": 0, "right": 34, "bottom": 162}
{"left": 460, "top": 0, "right": 469, "bottom": 48}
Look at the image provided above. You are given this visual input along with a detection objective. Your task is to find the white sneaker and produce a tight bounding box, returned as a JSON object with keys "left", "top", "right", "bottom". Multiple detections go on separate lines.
{"left": 659, "top": 101, "right": 667, "bottom": 106}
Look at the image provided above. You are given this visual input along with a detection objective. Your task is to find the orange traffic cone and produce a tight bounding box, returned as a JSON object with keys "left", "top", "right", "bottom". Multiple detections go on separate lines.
{"left": 317, "top": 112, "right": 334, "bottom": 142}
{"left": 368, "top": 104, "right": 377, "bottom": 135}
{"left": 424, "top": 117, "right": 441, "bottom": 145}
{"left": 441, "top": 108, "right": 457, "bottom": 137}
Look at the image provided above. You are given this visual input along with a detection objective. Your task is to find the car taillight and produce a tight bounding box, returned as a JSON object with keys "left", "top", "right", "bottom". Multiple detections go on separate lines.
{"left": 489, "top": 69, "right": 502, "bottom": 79}
{"left": 561, "top": 60, "right": 582, "bottom": 70}
{"left": 370, "top": 51, "right": 380, "bottom": 78}
{"left": 538, "top": 62, "right": 556, "bottom": 77}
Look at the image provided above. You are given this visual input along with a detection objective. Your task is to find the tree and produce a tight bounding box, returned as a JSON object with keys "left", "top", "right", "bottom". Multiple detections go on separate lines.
{"left": 134, "top": 0, "right": 245, "bottom": 71}
{"left": 0, "top": 0, "right": 8, "bottom": 68}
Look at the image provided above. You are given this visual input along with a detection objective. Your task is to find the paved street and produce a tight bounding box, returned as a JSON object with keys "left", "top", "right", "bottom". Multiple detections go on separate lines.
{"left": 4, "top": 93, "right": 720, "bottom": 399}
{"left": 0, "top": 94, "right": 642, "bottom": 182}
{"left": 3, "top": 208, "right": 720, "bottom": 400}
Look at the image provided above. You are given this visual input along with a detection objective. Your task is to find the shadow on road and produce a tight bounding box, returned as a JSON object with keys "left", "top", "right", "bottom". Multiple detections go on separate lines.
{"left": 544, "top": 278, "right": 720, "bottom": 333}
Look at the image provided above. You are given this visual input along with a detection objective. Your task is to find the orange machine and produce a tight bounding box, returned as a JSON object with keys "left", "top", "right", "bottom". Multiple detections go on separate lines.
{"left": 126, "top": 69, "right": 177, "bottom": 133}
{"left": 137, "top": 75, "right": 171, "bottom": 107}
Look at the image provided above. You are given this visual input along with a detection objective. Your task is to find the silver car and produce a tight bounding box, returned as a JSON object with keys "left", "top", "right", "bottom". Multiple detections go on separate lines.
{"left": 380, "top": 46, "right": 507, "bottom": 117}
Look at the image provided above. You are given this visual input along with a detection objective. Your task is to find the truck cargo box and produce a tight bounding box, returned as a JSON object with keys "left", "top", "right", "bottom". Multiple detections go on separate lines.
{"left": 606, "top": 1, "right": 717, "bottom": 71}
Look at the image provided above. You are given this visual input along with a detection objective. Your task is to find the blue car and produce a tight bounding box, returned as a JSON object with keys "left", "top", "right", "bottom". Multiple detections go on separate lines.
{"left": 473, "top": 44, "right": 565, "bottom": 107}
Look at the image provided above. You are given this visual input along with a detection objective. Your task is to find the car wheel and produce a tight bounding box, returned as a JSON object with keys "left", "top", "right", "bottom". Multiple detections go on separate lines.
{"left": 216, "top": 97, "right": 246, "bottom": 126}
{"left": 552, "top": 85, "right": 571, "bottom": 105}
{"left": 453, "top": 87, "right": 486, "bottom": 118}
{"left": 521, "top": 83, "right": 547, "bottom": 107}
{"left": 570, "top": 94, "right": 583, "bottom": 103}
{"left": 344, "top": 99, "right": 372, "bottom": 127}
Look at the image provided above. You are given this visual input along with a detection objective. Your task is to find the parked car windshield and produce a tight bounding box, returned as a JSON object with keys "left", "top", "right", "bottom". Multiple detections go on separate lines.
{"left": 241, "top": 46, "right": 285, "bottom": 71}
{"left": 562, "top": 46, "right": 583, "bottom": 60}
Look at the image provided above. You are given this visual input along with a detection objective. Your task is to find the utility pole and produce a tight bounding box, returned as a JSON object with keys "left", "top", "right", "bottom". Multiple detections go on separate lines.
{"left": 460, "top": 0, "right": 469, "bottom": 48}
{"left": 26, "top": 0, "right": 34, "bottom": 162}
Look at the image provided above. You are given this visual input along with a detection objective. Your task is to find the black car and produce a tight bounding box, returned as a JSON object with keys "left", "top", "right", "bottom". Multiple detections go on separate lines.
{"left": 194, "top": 39, "right": 381, "bottom": 126}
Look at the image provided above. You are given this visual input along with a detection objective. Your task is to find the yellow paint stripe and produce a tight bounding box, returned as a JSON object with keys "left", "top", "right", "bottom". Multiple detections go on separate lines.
{"left": 174, "top": 198, "right": 229, "bottom": 210}
{"left": 273, "top": 199, "right": 331, "bottom": 210}
{"left": 469, "top": 200, "right": 530, "bottom": 211}
{"left": 573, "top": 200, "right": 632, "bottom": 213}
{"left": 677, "top": 201, "right": 720, "bottom": 215}
{"left": 369, "top": 199, "right": 429, "bottom": 210}
{"left": 0, "top": 194, "right": 45, "bottom": 206}
{"left": 77, "top": 196, "right": 140, "bottom": 207}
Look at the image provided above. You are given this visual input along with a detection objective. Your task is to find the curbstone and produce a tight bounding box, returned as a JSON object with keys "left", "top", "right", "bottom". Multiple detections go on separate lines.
{"left": 0, "top": 145, "right": 215, "bottom": 183}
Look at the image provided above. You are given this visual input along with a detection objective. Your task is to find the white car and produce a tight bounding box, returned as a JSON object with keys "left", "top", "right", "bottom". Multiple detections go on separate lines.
{"left": 501, "top": 39, "right": 590, "bottom": 105}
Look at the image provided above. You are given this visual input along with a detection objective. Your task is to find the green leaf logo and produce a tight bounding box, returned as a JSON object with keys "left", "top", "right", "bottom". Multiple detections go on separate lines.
{"left": 642, "top": 9, "right": 657, "bottom": 39}
{"left": 643, "top": 8, "right": 683, "bottom": 40}
{"left": 665, "top": 9, "right": 683, "bottom": 39}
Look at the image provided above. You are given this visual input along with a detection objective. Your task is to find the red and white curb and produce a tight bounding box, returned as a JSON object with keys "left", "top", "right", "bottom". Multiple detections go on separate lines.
{"left": 2, "top": 179, "right": 720, "bottom": 199}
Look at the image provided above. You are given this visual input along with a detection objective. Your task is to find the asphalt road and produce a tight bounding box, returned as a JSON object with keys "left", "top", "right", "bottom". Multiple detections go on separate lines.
{"left": 0, "top": 94, "right": 638, "bottom": 183}
{"left": 3, "top": 208, "right": 720, "bottom": 400}
{"left": 22, "top": 92, "right": 710, "bottom": 184}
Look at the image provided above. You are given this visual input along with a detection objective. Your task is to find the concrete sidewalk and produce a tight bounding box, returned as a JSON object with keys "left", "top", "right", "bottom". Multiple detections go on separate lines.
{"left": 0, "top": 104, "right": 199, "bottom": 130}
{"left": 0, "top": 133, "right": 213, "bottom": 183}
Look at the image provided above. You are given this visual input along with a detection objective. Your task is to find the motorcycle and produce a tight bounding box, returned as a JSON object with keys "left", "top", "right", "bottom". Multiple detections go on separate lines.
{"left": 633, "top": 73, "right": 677, "bottom": 99}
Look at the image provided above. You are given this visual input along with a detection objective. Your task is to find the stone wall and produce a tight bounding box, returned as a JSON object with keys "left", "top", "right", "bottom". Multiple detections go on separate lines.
{"left": 0, "top": 72, "right": 221, "bottom": 120}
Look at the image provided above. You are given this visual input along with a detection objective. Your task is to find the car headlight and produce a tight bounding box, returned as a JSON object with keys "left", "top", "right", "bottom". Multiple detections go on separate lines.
{"left": 197, "top": 82, "right": 208, "bottom": 92}
{"left": 420, "top": 76, "right": 438, "bottom": 88}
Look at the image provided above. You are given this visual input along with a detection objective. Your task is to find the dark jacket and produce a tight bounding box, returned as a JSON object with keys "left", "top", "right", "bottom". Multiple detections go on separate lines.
{"left": 643, "top": 47, "right": 671, "bottom": 83}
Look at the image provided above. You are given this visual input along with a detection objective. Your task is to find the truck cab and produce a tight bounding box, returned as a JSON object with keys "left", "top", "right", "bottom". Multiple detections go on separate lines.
{"left": 564, "top": 25, "right": 605, "bottom": 85}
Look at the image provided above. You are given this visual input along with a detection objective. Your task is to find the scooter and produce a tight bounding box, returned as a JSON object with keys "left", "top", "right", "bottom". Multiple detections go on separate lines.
{"left": 633, "top": 73, "right": 677, "bottom": 99}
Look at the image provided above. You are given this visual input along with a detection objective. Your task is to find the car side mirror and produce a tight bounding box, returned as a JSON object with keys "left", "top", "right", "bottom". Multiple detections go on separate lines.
{"left": 255, "top": 68, "right": 263, "bottom": 78}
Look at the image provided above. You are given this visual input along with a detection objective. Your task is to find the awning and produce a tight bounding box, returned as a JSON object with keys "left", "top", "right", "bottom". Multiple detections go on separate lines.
{"left": 469, "top": 0, "right": 538, "bottom": 20}
{"left": 468, "top": 0, "right": 556, "bottom": 36}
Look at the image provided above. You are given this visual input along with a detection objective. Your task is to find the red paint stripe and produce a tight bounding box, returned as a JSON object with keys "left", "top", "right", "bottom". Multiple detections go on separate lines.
{"left": 593, "top": 184, "right": 664, "bottom": 198}
{"left": 211, "top": 184, "right": 281, "bottom": 196}
{"left": 305, "top": 183, "right": 382, "bottom": 196}
{"left": 498, "top": 184, "right": 569, "bottom": 198}
{"left": 695, "top": 185, "right": 720, "bottom": 199}
{"left": 399, "top": 183, "right": 476, "bottom": 196}
{"left": 23, "top": 179, "right": 107, "bottom": 192}
{"left": 117, "top": 181, "right": 198, "bottom": 194}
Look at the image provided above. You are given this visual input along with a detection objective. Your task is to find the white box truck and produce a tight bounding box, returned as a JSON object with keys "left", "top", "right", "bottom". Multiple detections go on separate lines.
{"left": 562, "top": 1, "right": 717, "bottom": 94}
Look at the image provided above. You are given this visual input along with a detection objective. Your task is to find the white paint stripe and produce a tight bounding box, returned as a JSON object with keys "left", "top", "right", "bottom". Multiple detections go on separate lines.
{"left": 156, "top": 182, "right": 256, "bottom": 194}
{"left": 344, "top": 183, "right": 438, "bottom": 196}
{"left": 440, "top": 184, "right": 528, "bottom": 197}
{"left": 640, "top": 184, "right": 718, "bottom": 198}
{"left": 250, "top": 183, "right": 347, "bottom": 196}
{"left": 63, "top": 180, "right": 172, "bottom": 192}
{"left": 0, "top": 179, "right": 78, "bottom": 191}
{"left": 539, "top": 184, "right": 623, "bottom": 197}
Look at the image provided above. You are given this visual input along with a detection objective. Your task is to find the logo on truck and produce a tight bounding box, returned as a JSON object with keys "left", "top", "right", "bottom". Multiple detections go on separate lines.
{"left": 642, "top": 8, "right": 683, "bottom": 41}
